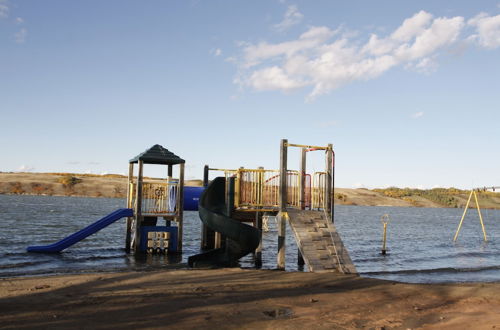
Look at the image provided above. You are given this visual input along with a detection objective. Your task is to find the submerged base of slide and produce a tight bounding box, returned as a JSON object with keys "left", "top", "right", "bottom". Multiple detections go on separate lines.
{"left": 188, "top": 177, "right": 259, "bottom": 267}
{"left": 27, "top": 208, "right": 133, "bottom": 253}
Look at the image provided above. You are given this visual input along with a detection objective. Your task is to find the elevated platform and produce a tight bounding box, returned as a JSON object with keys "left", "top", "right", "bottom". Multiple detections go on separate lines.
{"left": 287, "top": 209, "right": 357, "bottom": 274}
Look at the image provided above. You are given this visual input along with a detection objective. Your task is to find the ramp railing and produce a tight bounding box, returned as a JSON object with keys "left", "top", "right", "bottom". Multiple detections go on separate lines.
{"left": 304, "top": 174, "right": 312, "bottom": 209}
{"left": 312, "top": 172, "right": 326, "bottom": 210}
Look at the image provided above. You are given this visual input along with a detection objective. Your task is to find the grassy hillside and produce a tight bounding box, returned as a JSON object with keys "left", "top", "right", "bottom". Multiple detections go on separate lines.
{"left": 0, "top": 172, "right": 202, "bottom": 199}
{"left": 371, "top": 187, "right": 500, "bottom": 209}
{"left": 2, "top": 172, "right": 500, "bottom": 209}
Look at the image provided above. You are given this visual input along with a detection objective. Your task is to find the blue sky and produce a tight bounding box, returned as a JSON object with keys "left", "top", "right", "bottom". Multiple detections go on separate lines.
{"left": 1, "top": 0, "right": 500, "bottom": 189}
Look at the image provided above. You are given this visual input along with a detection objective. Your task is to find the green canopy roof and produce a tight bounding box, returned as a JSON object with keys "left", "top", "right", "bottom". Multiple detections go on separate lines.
{"left": 129, "top": 144, "right": 185, "bottom": 165}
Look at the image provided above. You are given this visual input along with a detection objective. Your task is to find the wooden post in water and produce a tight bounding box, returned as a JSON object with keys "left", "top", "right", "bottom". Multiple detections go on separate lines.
{"left": 255, "top": 166, "right": 264, "bottom": 267}
{"left": 133, "top": 160, "right": 144, "bottom": 253}
{"left": 214, "top": 163, "right": 223, "bottom": 251}
{"left": 381, "top": 214, "right": 390, "bottom": 255}
{"left": 297, "top": 148, "right": 306, "bottom": 266}
{"left": 331, "top": 149, "right": 335, "bottom": 223}
{"left": 326, "top": 144, "right": 333, "bottom": 223}
{"left": 201, "top": 165, "right": 209, "bottom": 249}
{"left": 382, "top": 222, "right": 388, "bottom": 255}
{"left": 125, "top": 162, "right": 134, "bottom": 253}
{"left": 177, "top": 162, "right": 185, "bottom": 252}
{"left": 278, "top": 139, "right": 288, "bottom": 270}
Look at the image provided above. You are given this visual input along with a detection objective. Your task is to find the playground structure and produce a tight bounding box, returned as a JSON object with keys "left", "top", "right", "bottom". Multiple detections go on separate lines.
{"left": 125, "top": 144, "right": 186, "bottom": 254}
{"left": 27, "top": 141, "right": 356, "bottom": 274}
{"left": 28, "top": 145, "right": 204, "bottom": 255}
{"left": 453, "top": 186, "right": 497, "bottom": 242}
{"left": 192, "top": 139, "right": 356, "bottom": 273}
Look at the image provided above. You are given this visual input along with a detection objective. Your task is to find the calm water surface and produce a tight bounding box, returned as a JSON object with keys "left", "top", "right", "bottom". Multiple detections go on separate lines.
{"left": 1, "top": 194, "right": 500, "bottom": 283}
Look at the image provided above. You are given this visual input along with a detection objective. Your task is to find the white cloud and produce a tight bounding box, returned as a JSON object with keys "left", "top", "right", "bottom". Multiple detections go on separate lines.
{"left": 233, "top": 10, "right": 482, "bottom": 100}
{"left": 273, "top": 5, "right": 303, "bottom": 32}
{"left": 246, "top": 66, "right": 307, "bottom": 91}
{"left": 0, "top": 0, "right": 8, "bottom": 18}
{"left": 15, "top": 17, "right": 23, "bottom": 24}
{"left": 17, "top": 165, "right": 35, "bottom": 172}
{"left": 15, "top": 28, "right": 27, "bottom": 43}
{"left": 468, "top": 13, "right": 500, "bottom": 48}
{"left": 241, "top": 26, "right": 336, "bottom": 68}
{"left": 411, "top": 111, "right": 424, "bottom": 119}
{"left": 391, "top": 10, "right": 434, "bottom": 42}
{"left": 409, "top": 56, "right": 438, "bottom": 74}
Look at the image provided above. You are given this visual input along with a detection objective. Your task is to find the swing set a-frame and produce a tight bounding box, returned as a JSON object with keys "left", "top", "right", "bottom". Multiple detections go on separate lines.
{"left": 453, "top": 186, "right": 499, "bottom": 242}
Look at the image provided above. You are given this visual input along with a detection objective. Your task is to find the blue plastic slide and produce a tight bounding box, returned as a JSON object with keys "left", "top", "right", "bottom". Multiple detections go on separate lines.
{"left": 27, "top": 208, "right": 133, "bottom": 253}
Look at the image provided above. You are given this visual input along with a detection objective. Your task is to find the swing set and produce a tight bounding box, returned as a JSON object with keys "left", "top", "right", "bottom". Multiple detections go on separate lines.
{"left": 453, "top": 186, "right": 500, "bottom": 242}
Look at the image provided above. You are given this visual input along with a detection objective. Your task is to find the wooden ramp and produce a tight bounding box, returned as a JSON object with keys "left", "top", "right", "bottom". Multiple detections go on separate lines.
{"left": 287, "top": 209, "right": 357, "bottom": 274}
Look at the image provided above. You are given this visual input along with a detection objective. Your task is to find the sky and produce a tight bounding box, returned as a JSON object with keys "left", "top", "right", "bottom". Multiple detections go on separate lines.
{"left": 1, "top": 0, "right": 500, "bottom": 189}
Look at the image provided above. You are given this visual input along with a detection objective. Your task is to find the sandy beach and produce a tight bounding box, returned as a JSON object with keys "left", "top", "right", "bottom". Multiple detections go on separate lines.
{"left": 1, "top": 269, "right": 500, "bottom": 329}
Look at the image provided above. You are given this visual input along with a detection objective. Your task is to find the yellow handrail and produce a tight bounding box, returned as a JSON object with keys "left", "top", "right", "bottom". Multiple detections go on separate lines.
{"left": 285, "top": 143, "right": 330, "bottom": 150}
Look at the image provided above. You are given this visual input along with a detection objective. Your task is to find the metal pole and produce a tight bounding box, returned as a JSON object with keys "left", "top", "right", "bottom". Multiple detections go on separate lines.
{"left": 473, "top": 190, "right": 488, "bottom": 242}
{"left": 454, "top": 190, "right": 473, "bottom": 241}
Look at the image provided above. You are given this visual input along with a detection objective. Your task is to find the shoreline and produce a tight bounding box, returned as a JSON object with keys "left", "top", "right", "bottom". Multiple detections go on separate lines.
{"left": 1, "top": 268, "right": 500, "bottom": 329}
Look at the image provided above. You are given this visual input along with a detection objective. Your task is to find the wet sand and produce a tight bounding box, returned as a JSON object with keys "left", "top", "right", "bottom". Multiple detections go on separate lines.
{"left": 1, "top": 268, "right": 500, "bottom": 329}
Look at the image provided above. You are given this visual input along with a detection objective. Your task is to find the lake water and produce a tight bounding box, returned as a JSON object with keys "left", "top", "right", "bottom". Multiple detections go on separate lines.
{"left": 1, "top": 194, "right": 500, "bottom": 283}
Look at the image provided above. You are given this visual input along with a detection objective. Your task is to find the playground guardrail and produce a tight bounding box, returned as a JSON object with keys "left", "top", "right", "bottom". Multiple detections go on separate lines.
{"left": 235, "top": 169, "right": 302, "bottom": 210}
{"left": 129, "top": 180, "right": 179, "bottom": 216}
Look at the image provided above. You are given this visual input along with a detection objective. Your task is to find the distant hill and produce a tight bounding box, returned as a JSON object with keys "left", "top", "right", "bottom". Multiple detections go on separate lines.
{"left": 0, "top": 172, "right": 202, "bottom": 199}
{"left": 1, "top": 172, "right": 500, "bottom": 209}
{"left": 335, "top": 187, "right": 500, "bottom": 209}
